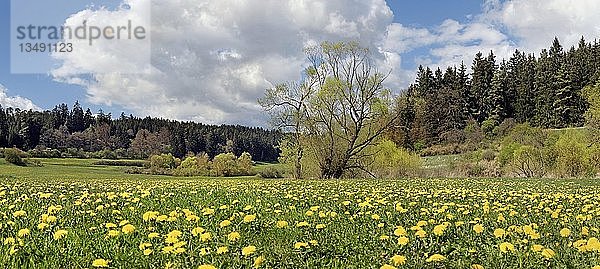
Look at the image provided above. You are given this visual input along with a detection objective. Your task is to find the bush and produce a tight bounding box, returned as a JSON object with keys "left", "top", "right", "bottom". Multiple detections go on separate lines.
{"left": 553, "top": 130, "right": 592, "bottom": 178}
{"left": 149, "top": 153, "right": 178, "bottom": 169}
{"left": 372, "top": 140, "right": 422, "bottom": 178}
{"left": 93, "top": 160, "right": 147, "bottom": 167}
{"left": 511, "top": 145, "right": 551, "bottom": 178}
{"left": 4, "top": 148, "right": 27, "bottom": 166}
{"left": 258, "top": 166, "right": 285, "bottom": 179}
{"left": 481, "top": 149, "right": 496, "bottom": 162}
{"left": 173, "top": 154, "right": 212, "bottom": 177}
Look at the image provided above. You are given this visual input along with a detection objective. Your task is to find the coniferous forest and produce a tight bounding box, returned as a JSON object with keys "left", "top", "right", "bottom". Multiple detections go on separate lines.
{"left": 0, "top": 103, "right": 281, "bottom": 161}
{"left": 388, "top": 37, "right": 599, "bottom": 150}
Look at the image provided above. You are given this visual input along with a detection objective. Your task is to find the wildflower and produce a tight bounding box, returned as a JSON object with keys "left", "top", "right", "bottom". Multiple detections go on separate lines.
{"left": 200, "top": 232, "right": 212, "bottom": 242}
{"left": 473, "top": 224, "right": 484, "bottom": 234}
{"left": 397, "top": 236, "right": 409, "bottom": 245}
{"left": 192, "top": 227, "right": 205, "bottom": 236}
{"left": 390, "top": 255, "right": 406, "bottom": 266}
{"left": 394, "top": 227, "right": 407, "bottom": 236}
{"left": 494, "top": 228, "right": 506, "bottom": 238}
{"left": 228, "top": 231, "right": 241, "bottom": 242}
{"left": 276, "top": 221, "right": 288, "bottom": 228}
{"left": 253, "top": 255, "right": 265, "bottom": 268}
{"left": 12, "top": 210, "right": 26, "bottom": 218}
{"left": 198, "top": 265, "right": 216, "bottom": 269}
{"left": 148, "top": 232, "right": 160, "bottom": 239}
{"left": 426, "top": 254, "right": 446, "bottom": 262}
{"left": 294, "top": 242, "right": 309, "bottom": 249}
{"left": 219, "top": 220, "right": 231, "bottom": 228}
{"left": 53, "top": 230, "right": 68, "bottom": 240}
{"left": 122, "top": 224, "right": 135, "bottom": 234}
{"left": 92, "top": 259, "right": 110, "bottom": 268}
{"left": 242, "top": 245, "right": 256, "bottom": 256}
{"left": 316, "top": 224, "right": 326, "bottom": 229}
{"left": 243, "top": 214, "right": 256, "bottom": 223}
{"left": 541, "top": 248, "right": 555, "bottom": 259}
{"left": 560, "top": 228, "right": 571, "bottom": 237}
{"left": 380, "top": 265, "right": 397, "bottom": 269}
{"left": 471, "top": 265, "right": 484, "bottom": 269}
{"left": 499, "top": 242, "right": 515, "bottom": 253}
{"left": 17, "top": 229, "right": 30, "bottom": 237}
{"left": 216, "top": 246, "right": 228, "bottom": 254}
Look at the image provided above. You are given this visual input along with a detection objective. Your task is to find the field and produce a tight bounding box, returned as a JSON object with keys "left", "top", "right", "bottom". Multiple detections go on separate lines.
{"left": 1, "top": 159, "right": 600, "bottom": 268}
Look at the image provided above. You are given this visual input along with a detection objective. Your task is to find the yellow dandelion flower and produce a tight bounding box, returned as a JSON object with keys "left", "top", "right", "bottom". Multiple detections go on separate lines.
{"left": 494, "top": 228, "right": 506, "bottom": 238}
{"left": 219, "top": 220, "right": 231, "bottom": 228}
{"left": 394, "top": 227, "right": 407, "bottom": 236}
{"left": 426, "top": 254, "right": 446, "bottom": 262}
{"left": 198, "top": 265, "right": 216, "bottom": 269}
{"left": 148, "top": 232, "right": 160, "bottom": 239}
{"left": 380, "top": 265, "right": 397, "bottom": 269}
{"left": 541, "top": 248, "right": 555, "bottom": 259}
{"left": 53, "top": 229, "right": 68, "bottom": 240}
{"left": 216, "top": 246, "right": 228, "bottom": 254}
{"left": 192, "top": 227, "right": 205, "bottom": 236}
{"left": 397, "top": 236, "right": 409, "bottom": 245}
{"left": 560, "top": 228, "right": 571, "bottom": 237}
{"left": 316, "top": 224, "right": 326, "bottom": 229}
{"left": 243, "top": 214, "right": 256, "bottom": 223}
{"left": 242, "top": 245, "right": 256, "bottom": 256}
{"left": 17, "top": 229, "right": 30, "bottom": 238}
{"left": 532, "top": 244, "right": 544, "bottom": 252}
{"left": 471, "top": 264, "right": 484, "bottom": 269}
{"left": 92, "top": 258, "right": 110, "bottom": 268}
{"left": 473, "top": 224, "right": 484, "bottom": 234}
{"left": 294, "top": 242, "right": 309, "bottom": 249}
{"left": 143, "top": 249, "right": 153, "bottom": 256}
{"left": 227, "top": 231, "right": 241, "bottom": 242}
{"left": 200, "top": 232, "right": 212, "bottom": 242}
{"left": 253, "top": 255, "right": 265, "bottom": 268}
{"left": 276, "top": 221, "right": 288, "bottom": 228}
{"left": 499, "top": 242, "right": 515, "bottom": 253}
{"left": 122, "top": 224, "right": 135, "bottom": 234}
{"left": 390, "top": 255, "right": 406, "bottom": 266}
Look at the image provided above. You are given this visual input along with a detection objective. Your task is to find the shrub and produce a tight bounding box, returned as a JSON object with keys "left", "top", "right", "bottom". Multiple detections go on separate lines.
{"left": 372, "top": 140, "right": 422, "bottom": 178}
{"left": 553, "top": 130, "right": 592, "bottom": 178}
{"left": 93, "top": 160, "right": 147, "bottom": 167}
{"left": 4, "top": 148, "right": 27, "bottom": 166}
{"left": 149, "top": 153, "right": 178, "bottom": 169}
{"left": 511, "top": 145, "right": 550, "bottom": 178}
{"left": 481, "top": 149, "right": 496, "bottom": 162}
{"left": 258, "top": 166, "right": 285, "bottom": 179}
{"left": 212, "top": 153, "right": 238, "bottom": 177}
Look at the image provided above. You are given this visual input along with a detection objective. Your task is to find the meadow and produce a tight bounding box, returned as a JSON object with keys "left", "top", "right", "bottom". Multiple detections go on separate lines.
{"left": 1, "top": 159, "right": 600, "bottom": 268}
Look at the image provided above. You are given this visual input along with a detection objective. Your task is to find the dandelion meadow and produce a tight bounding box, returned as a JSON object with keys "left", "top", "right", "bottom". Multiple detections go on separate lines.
{"left": 2, "top": 176, "right": 600, "bottom": 268}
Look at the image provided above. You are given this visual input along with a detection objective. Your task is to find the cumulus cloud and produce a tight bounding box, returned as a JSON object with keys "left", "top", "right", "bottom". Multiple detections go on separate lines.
{"left": 50, "top": 0, "right": 600, "bottom": 126}
{"left": 0, "top": 84, "right": 42, "bottom": 111}
{"left": 52, "top": 0, "right": 405, "bottom": 125}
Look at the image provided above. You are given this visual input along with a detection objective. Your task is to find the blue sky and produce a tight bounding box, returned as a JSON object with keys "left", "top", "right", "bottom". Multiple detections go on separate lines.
{"left": 1, "top": 0, "right": 597, "bottom": 125}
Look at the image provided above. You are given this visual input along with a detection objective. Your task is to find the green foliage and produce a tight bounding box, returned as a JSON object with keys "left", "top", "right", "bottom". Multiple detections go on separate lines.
{"left": 257, "top": 166, "right": 285, "bottom": 179}
{"left": 553, "top": 130, "right": 593, "bottom": 178}
{"left": 372, "top": 140, "right": 422, "bottom": 178}
{"left": 149, "top": 153, "right": 178, "bottom": 170}
{"left": 4, "top": 148, "right": 27, "bottom": 166}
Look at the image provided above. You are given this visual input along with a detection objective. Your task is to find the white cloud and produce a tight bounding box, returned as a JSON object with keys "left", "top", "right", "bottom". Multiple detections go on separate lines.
{"left": 0, "top": 84, "right": 42, "bottom": 111}
{"left": 52, "top": 0, "right": 403, "bottom": 125}
{"left": 482, "top": 0, "right": 600, "bottom": 52}
{"left": 50, "top": 0, "right": 600, "bottom": 126}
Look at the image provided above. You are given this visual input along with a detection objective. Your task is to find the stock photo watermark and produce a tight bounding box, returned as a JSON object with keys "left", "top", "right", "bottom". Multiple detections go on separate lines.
{"left": 10, "top": 0, "right": 151, "bottom": 74}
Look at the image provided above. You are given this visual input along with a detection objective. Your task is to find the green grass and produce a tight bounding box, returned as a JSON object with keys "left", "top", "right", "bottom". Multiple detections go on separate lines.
{"left": 3, "top": 158, "right": 600, "bottom": 268}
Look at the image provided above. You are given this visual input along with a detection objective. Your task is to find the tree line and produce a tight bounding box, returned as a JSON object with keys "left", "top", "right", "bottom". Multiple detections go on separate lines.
{"left": 389, "top": 37, "right": 600, "bottom": 150}
{"left": 0, "top": 102, "right": 281, "bottom": 162}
